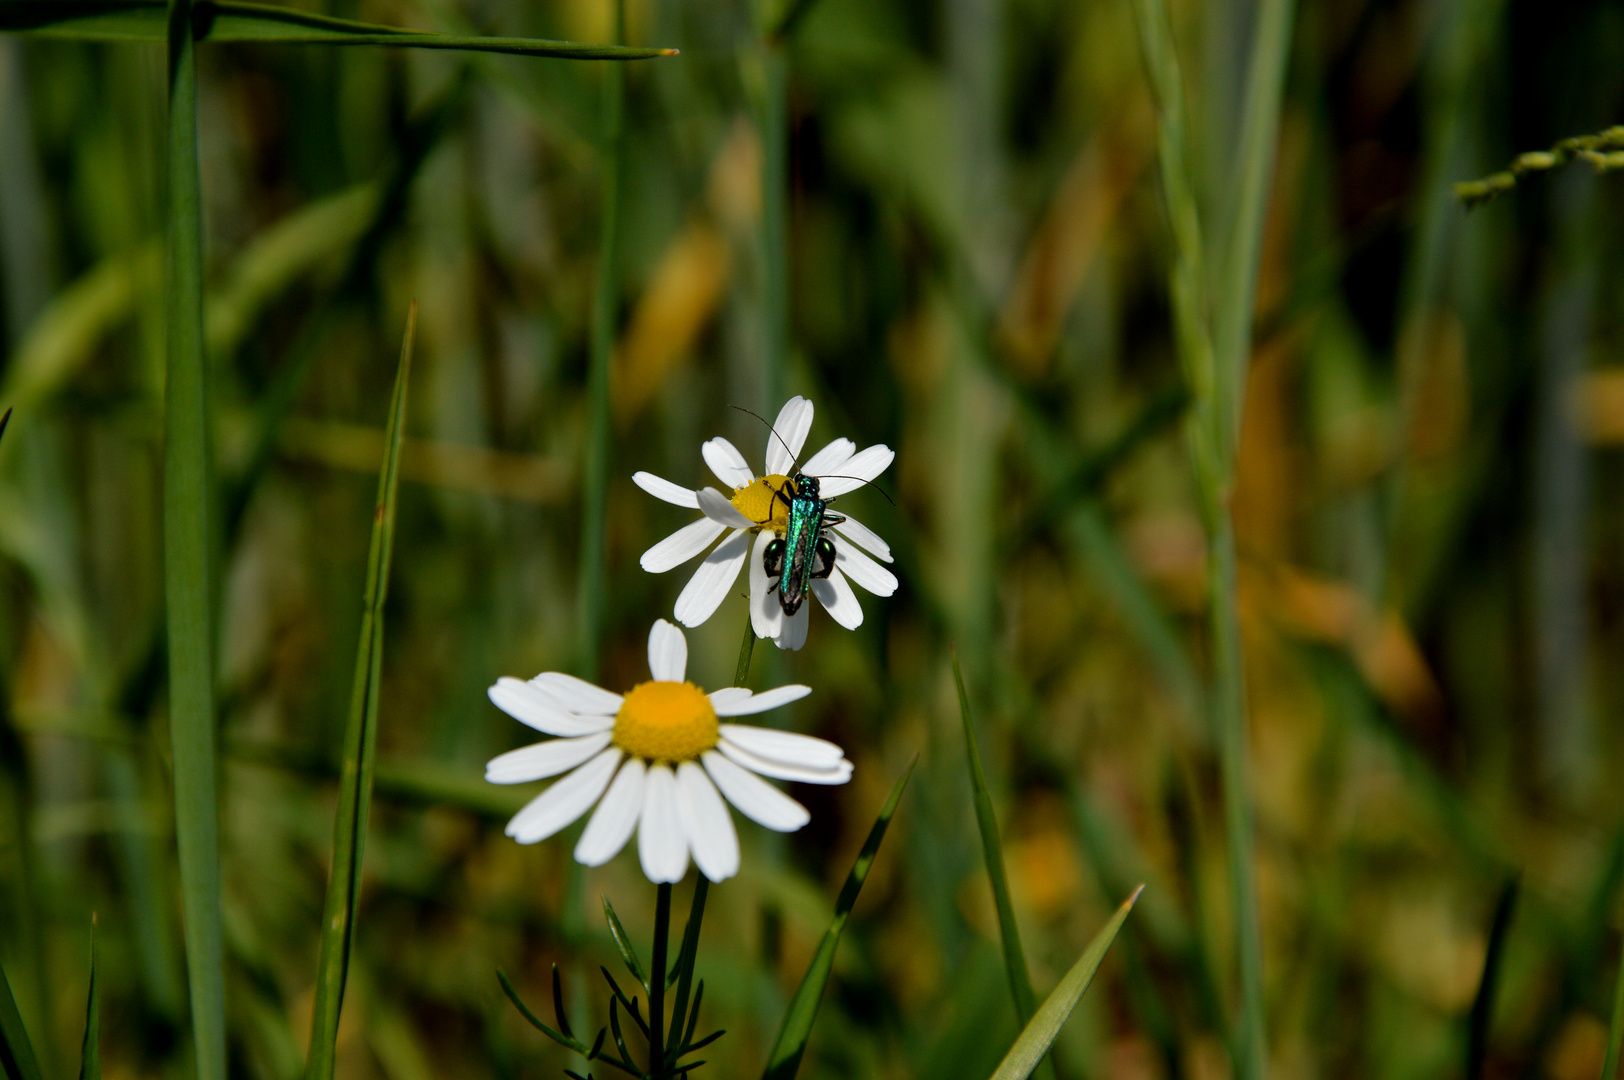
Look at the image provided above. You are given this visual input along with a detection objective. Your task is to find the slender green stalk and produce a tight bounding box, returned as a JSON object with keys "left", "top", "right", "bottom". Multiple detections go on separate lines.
{"left": 163, "top": 0, "right": 226, "bottom": 1074}
{"left": 305, "top": 306, "right": 416, "bottom": 1080}
{"left": 575, "top": 0, "right": 625, "bottom": 679}
{"left": 951, "top": 651, "right": 1038, "bottom": 1027}
{"left": 987, "top": 888, "right": 1143, "bottom": 1080}
{"left": 1605, "top": 929, "right": 1624, "bottom": 1080}
{"left": 0, "top": 958, "right": 43, "bottom": 1080}
{"left": 668, "top": 877, "right": 709, "bottom": 1059}
{"left": 1132, "top": 0, "right": 1292, "bottom": 1074}
{"left": 650, "top": 882, "right": 672, "bottom": 1078}
{"left": 1465, "top": 877, "right": 1518, "bottom": 1080}
{"left": 79, "top": 919, "right": 100, "bottom": 1080}
{"left": 762, "top": 758, "right": 915, "bottom": 1080}
{"left": 735, "top": 610, "right": 756, "bottom": 686}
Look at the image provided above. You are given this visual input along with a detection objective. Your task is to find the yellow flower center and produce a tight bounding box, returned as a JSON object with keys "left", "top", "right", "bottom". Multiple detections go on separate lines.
{"left": 612, "top": 681, "right": 720, "bottom": 764}
{"left": 730, "top": 474, "right": 792, "bottom": 532}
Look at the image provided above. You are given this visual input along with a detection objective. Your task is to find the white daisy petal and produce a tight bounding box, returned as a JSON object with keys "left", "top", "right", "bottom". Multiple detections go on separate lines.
{"left": 817, "top": 444, "right": 893, "bottom": 497}
{"left": 708, "top": 687, "right": 754, "bottom": 710}
{"left": 676, "top": 762, "right": 739, "bottom": 882}
{"left": 486, "top": 732, "right": 613, "bottom": 784}
{"left": 830, "top": 513, "right": 892, "bottom": 563}
{"left": 632, "top": 471, "right": 699, "bottom": 509}
{"left": 674, "top": 528, "right": 751, "bottom": 628}
{"left": 702, "top": 437, "right": 754, "bottom": 489}
{"left": 802, "top": 437, "right": 855, "bottom": 477}
{"left": 701, "top": 750, "right": 810, "bottom": 832}
{"left": 750, "top": 530, "right": 784, "bottom": 640}
{"left": 835, "top": 542, "right": 898, "bottom": 597}
{"left": 489, "top": 679, "right": 615, "bottom": 736}
{"left": 718, "top": 739, "right": 853, "bottom": 784}
{"left": 774, "top": 604, "right": 809, "bottom": 651}
{"left": 811, "top": 567, "right": 863, "bottom": 629}
{"left": 575, "top": 758, "right": 646, "bottom": 866}
{"left": 647, "top": 619, "right": 688, "bottom": 682}
{"left": 529, "top": 672, "right": 625, "bottom": 715}
{"left": 766, "top": 396, "right": 814, "bottom": 475}
{"left": 641, "top": 517, "right": 727, "bottom": 573}
{"left": 712, "top": 684, "right": 812, "bottom": 717}
{"left": 505, "top": 748, "right": 622, "bottom": 843}
{"left": 717, "top": 724, "right": 845, "bottom": 767}
{"left": 638, "top": 764, "right": 690, "bottom": 884}
{"left": 696, "top": 487, "right": 756, "bottom": 528}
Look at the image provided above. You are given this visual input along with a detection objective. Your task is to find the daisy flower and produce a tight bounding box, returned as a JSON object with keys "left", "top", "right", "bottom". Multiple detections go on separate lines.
{"left": 633, "top": 396, "right": 898, "bottom": 650}
{"left": 485, "top": 620, "right": 853, "bottom": 883}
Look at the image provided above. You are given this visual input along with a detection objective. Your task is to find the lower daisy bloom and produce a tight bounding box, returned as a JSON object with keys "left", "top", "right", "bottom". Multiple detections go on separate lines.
{"left": 485, "top": 620, "right": 852, "bottom": 883}
{"left": 633, "top": 395, "right": 898, "bottom": 650}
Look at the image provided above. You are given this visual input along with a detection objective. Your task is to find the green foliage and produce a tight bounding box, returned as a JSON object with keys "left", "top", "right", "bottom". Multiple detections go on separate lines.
{"left": 762, "top": 758, "right": 915, "bottom": 1080}
{"left": 0, "top": 963, "right": 43, "bottom": 1080}
{"left": 986, "top": 888, "right": 1141, "bottom": 1080}
{"left": 305, "top": 307, "right": 416, "bottom": 1080}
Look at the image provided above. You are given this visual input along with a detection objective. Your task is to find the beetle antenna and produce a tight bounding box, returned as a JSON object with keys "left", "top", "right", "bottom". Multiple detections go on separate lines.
{"left": 815, "top": 475, "right": 896, "bottom": 507}
{"left": 728, "top": 404, "right": 802, "bottom": 472}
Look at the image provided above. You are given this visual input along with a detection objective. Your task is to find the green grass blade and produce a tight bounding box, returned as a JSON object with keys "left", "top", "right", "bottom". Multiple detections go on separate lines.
{"left": 951, "top": 650, "right": 1039, "bottom": 1027}
{"left": 987, "top": 887, "right": 1143, "bottom": 1080}
{"left": 1, "top": 0, "right": 676, "bottom": 55}
{"left": 1465, "top": 877, "right": 1518, "bottom": 1080}
{"left": 1605, "top": 925, "right": 1624, "bottom": 1080}
{"left": 762, "top": 757, "right": 916, "bottom": 1080}
{"left": 602, "top": 896, "right": 651, "bottom": 993}
{"left": 0, "top": 960, "right": 43, "bottom": 1080}
{"left": 163, "top": 0, "right": 227, "bottom": 1074}
{"left": 573, "top": 0, "right": 623, "bottom": 678}
{"left": 304, "top": 304, "right": 416, "bottom": 1080}
{"left": 734, "top": 611, "right": 756, "bottom": 686}
{"left": 79, "top": 918, "right": 100, "bottom": 1080}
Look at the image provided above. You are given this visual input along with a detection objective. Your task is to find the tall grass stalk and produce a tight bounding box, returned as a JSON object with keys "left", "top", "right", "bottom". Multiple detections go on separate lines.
{"left": 1604, "top": 931, "right": 1624, "bottom": 1080}
{"left": 757, "top": 47, "right": 789, "bottom": 410}
{"left": 305, "top": 306, "right": 416, "bottom": 1080}
{"left": 162, "top": 0, "right": 226, "bottom": 1075}
{"left": 1133, "top": 0, "right": 1295, "bottom": 1074}
{"left": 576, "top": 0, "right": 626, "bottom": 680}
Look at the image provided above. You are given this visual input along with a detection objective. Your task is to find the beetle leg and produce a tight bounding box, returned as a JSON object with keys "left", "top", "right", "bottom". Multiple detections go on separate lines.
{"left": 812, "top": 537, "right": 837, "bottom": 579}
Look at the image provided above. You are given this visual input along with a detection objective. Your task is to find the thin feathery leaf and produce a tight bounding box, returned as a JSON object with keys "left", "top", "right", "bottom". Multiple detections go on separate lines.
{"left": 496, "top": 971, "right": 586, "bottom": 1053}
{"left": 602, "top": 897, "right": 651, "bottom": 993}
{"left": 987, "top": 887, "right": 1143, "bottom": 1080}
{"left": 305, "top": 305, "right": 416, "bottom": 1080}
{"left": 761, "top": 757, "right": 915, "bottom": 1080}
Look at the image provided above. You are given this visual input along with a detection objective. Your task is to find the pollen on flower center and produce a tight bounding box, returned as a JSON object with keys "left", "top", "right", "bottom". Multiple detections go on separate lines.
{"left": 731, "top": 474, "right": 792, "bottom": 533}
{"left": 612, "top": 681, "right": 720, "bottom": 763}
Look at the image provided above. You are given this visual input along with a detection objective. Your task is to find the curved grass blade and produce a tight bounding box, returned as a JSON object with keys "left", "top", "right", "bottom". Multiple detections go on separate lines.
{"left": 2, "top": 0, "right": 677, "bottom": 56}
{"left": 79, "top": 918, "right": 100, "bottom": 1080}
{"left": 304, "top": 305, "right": 416, "bottom": 1080}
{"left": 988, "top": 887, "right": 1143, "bottom": 1080}
{"left": 0, "top": 959, "right": 43, "bottom": 1080}
{"left": 1605, "top": 927, "right": 1624, "bottom": 1080}
{"left": 951, "top": 650, "right": 1040, "bottom": 1030}
{"left": 761, "top": 756, "right": 916, "bottom": 1080}
{"left": 163, "top": 0, "right": 227, "bottom": 1074}
{"left": 1466, "top": 876, "right": 1518, "bottom": 1080}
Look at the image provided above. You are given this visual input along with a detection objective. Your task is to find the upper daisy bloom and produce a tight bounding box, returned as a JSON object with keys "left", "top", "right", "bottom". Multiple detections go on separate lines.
{"left": 633, "top": 396, "right": 898, "bottom": 650}
{"left": 485, "top": 620, "right": 853, "bottom": 883}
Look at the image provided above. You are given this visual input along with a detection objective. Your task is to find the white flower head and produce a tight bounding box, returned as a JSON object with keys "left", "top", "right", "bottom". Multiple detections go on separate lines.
{"left": 486, "top": 620, "right": 853, "bottom": 883}
{"left": 633, "top": 396, "right": 897, "bottom": 651}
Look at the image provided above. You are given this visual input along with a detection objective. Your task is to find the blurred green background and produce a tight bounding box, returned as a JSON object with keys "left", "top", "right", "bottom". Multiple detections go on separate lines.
{"left": 2, "top": 0, "right": 1624, "bottom": 1075}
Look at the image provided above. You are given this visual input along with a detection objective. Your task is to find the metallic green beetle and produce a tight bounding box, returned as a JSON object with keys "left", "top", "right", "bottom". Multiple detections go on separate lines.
{"left": 762, "top": 473, "right": 844, "bottom": 616}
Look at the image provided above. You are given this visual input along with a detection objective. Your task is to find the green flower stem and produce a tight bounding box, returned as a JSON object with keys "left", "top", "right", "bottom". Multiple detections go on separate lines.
{"left": 575, "top": 0, "right": 625, "bottom": 680}
{"left": 650, "top": 882, "right": 672, "bottom": 1078}
{"left": 735, "top": 609, "right": 757, "bottom": 687}
{"left": 163, "top": 0, "right": 226, "bottom": 1075}
{"left": 758, "top": 46, "right": 788, "bottom": 411}
{"left": 1604, "top": 926, "right": 1624, "bottom": 1080}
